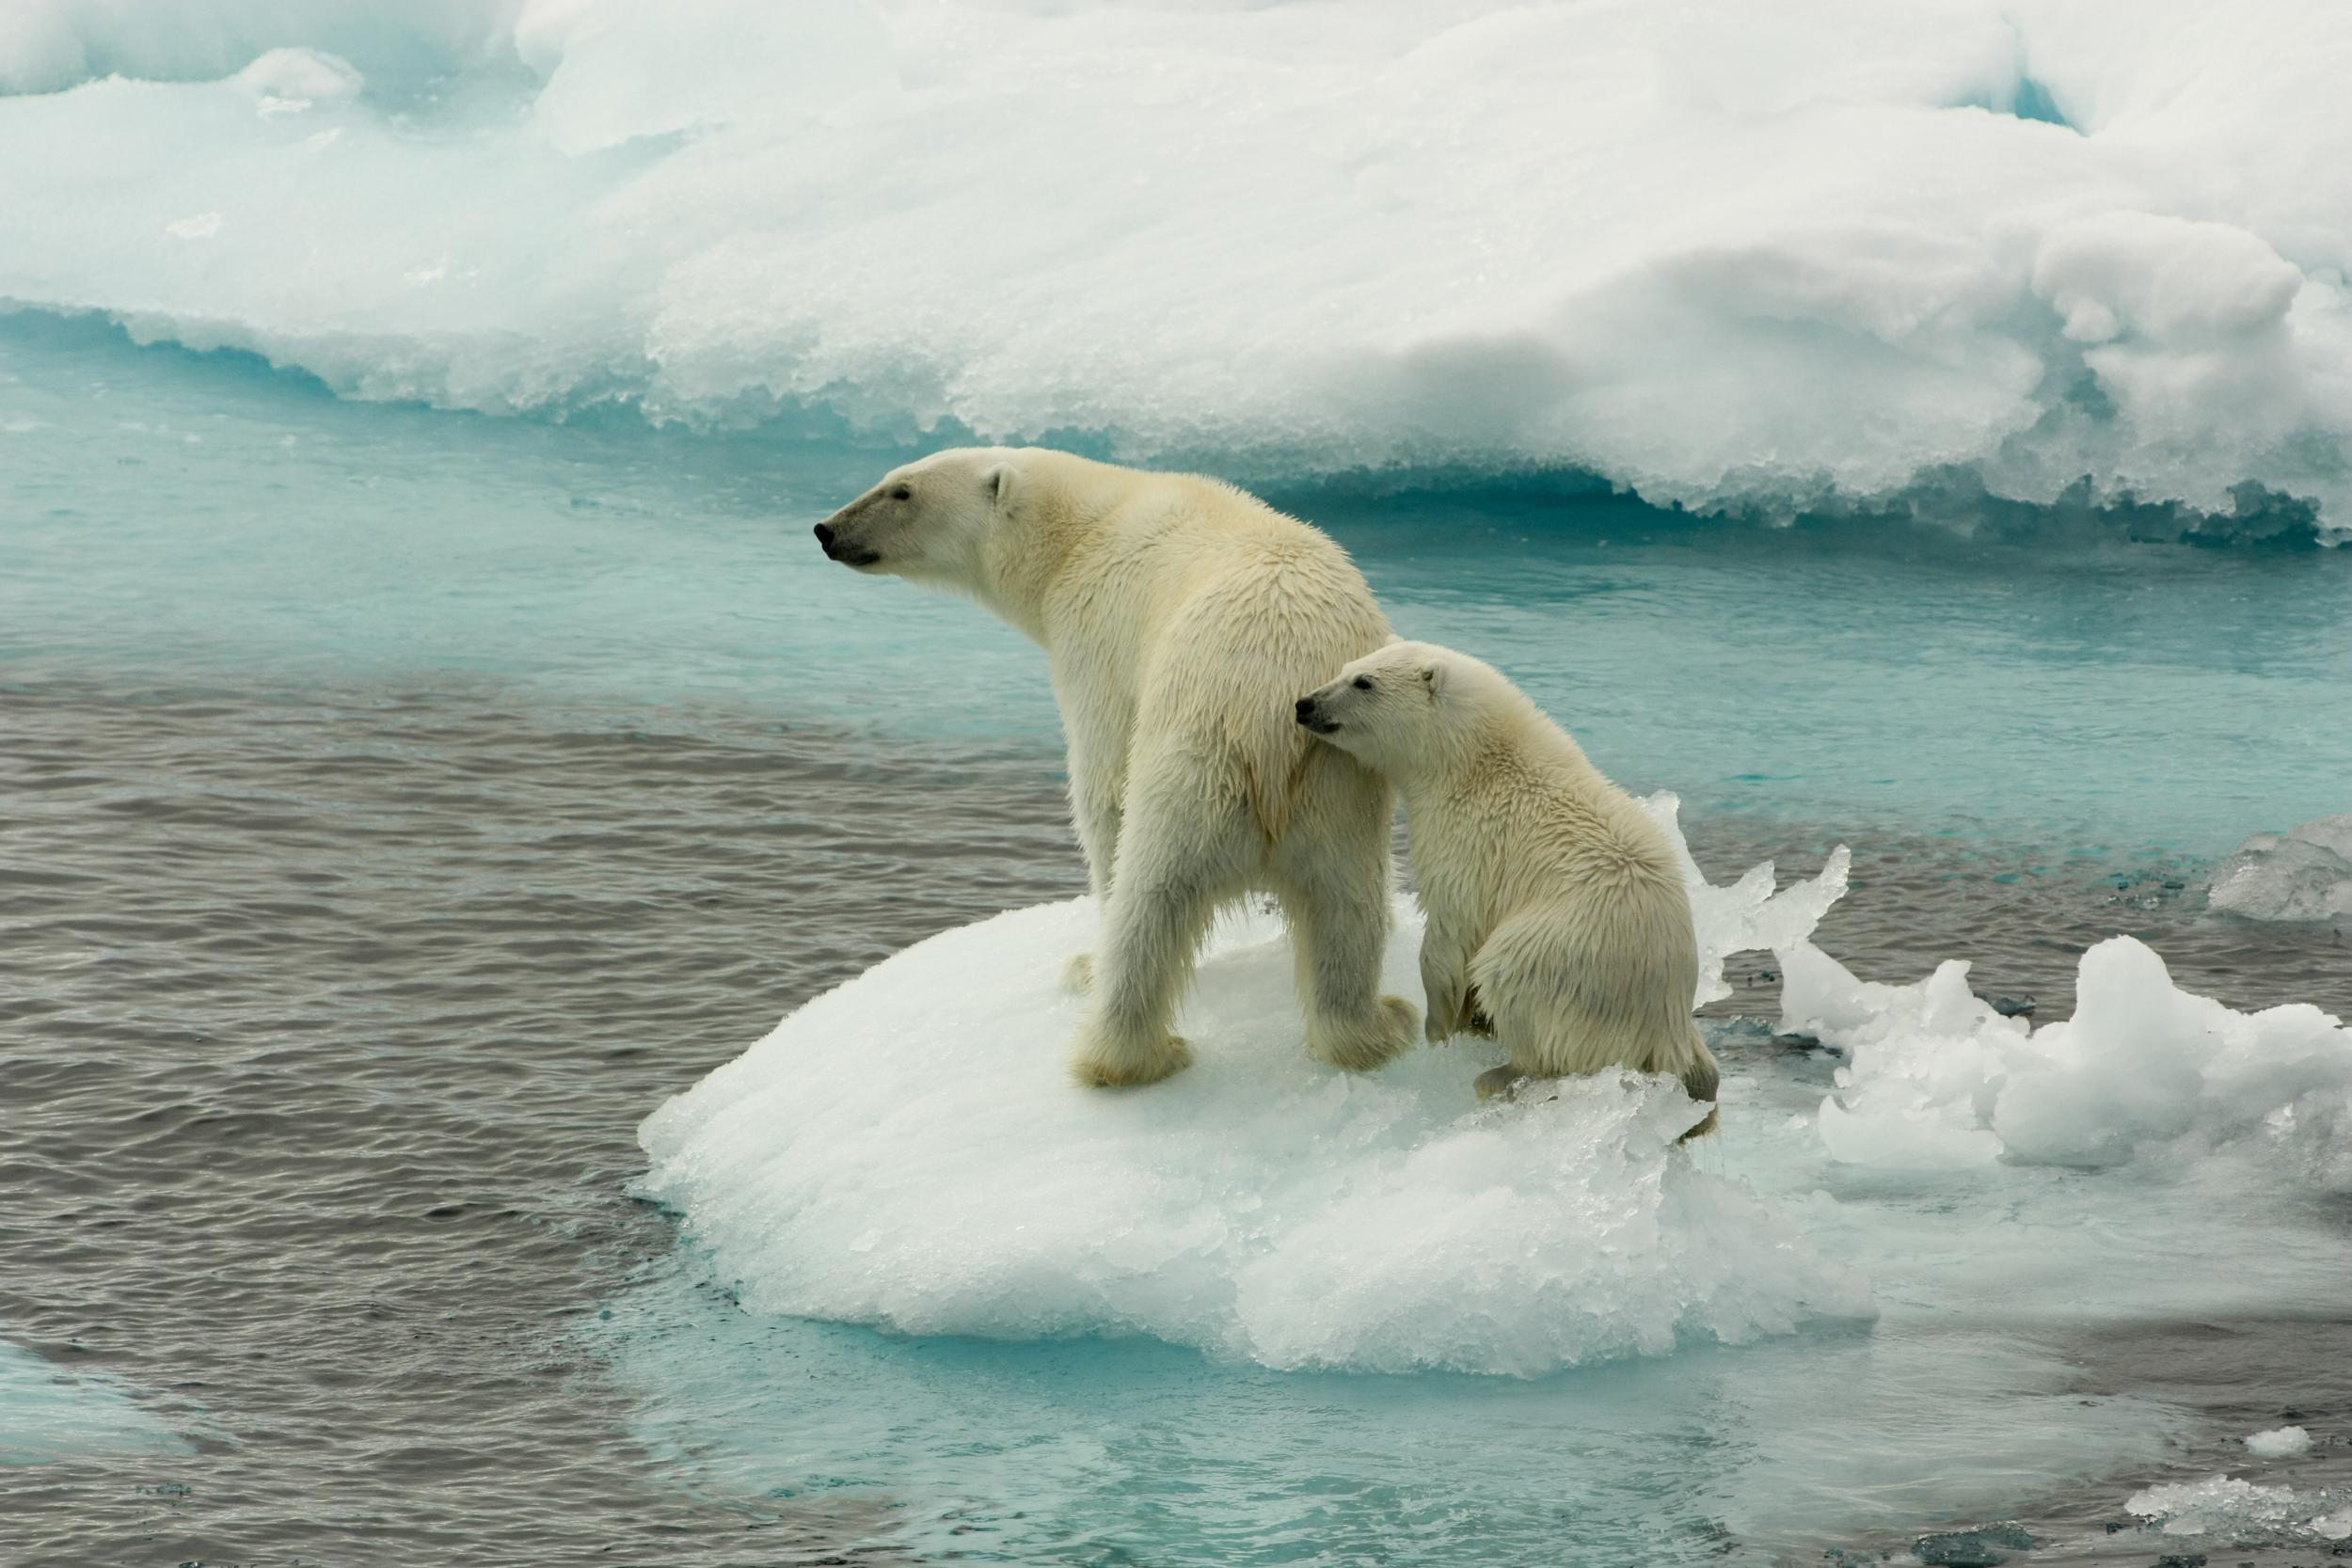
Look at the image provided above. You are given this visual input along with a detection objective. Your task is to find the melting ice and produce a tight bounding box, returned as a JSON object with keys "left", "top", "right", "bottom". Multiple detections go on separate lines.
{"left": 6, "top": 0, "right": 2352, "bottom": 531}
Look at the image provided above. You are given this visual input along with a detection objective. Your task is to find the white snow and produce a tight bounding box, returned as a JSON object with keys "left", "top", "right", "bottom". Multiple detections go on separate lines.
{"left": 5, "top": 1, "right": 2352, "bottom": 531}
{"left": 2246, "top": 1425, "right": 2314, "bottom": 1458}
{"left": 640, "top": 800, "right": 1870, "bottom": 1376}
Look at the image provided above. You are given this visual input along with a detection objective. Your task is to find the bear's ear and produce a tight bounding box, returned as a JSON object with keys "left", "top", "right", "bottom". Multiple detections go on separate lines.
{"left": 1420, "top": 660, "right": 1448, "bottom": 699}
{"left": 983, "top": 462, "right": 1017, "bottom": 511}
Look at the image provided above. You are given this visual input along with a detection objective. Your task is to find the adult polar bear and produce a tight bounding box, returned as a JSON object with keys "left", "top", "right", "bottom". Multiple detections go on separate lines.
{"left": 814, "top": 448, "right": 1420, "bottom": 1087}
{"left": 1295, "top": 640, "right": 1720, "bottom": 1133}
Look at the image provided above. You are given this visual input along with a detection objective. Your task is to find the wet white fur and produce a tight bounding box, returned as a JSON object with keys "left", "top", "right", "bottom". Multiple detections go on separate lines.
{"left": 1301, "top": 641, "right": 1720, "bottom": 1130}
{"left": 818, "top": 447, "right": 1419, "bottom": 1086}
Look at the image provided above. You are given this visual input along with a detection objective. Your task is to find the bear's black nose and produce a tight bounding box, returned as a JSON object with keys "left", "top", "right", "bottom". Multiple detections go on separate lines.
{"left": 1295, "top": 697, "right": 1316, "bottom": 719}
{"left": 813, "top": 522, "right": 836, "bottom": 553}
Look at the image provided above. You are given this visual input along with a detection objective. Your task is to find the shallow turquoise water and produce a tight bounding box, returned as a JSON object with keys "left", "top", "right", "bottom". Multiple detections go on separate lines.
{"left": 7, "top": 311, "right": 2348, "bottom": 854}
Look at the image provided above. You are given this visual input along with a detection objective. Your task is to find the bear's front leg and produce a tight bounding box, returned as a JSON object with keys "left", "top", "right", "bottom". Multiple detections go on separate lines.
{"left": 1418, "top": 928, "right": 1474, "bottom": 1043}
{"left": 1067, "top": 765, "right": 1248, "bottom": 1088}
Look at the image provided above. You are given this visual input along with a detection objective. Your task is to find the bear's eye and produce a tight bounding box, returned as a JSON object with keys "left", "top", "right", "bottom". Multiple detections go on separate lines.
{"left": 890, "top": 484, "right": 913, "bottom": 501}
{"left": 1352, "top": 676, "right": 1373, "bottom": 690}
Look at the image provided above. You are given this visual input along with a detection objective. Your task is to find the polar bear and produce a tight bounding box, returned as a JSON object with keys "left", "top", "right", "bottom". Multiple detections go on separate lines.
{"left": 815, "top": 448, "right": 1420, "bottom": 1087}
{"left": 1295, "top": 640, "right": 1720, "bottom": 1133}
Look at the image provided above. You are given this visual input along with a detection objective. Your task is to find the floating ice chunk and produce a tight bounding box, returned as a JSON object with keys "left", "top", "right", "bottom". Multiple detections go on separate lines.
{"left": 640, "top": 888, "right": 1873, "bottom": 1376}
{"left": 2246, "top": 1425, "right": 2313, "bottom": 1458}
{"left": 1794, "top": 930, "right": 2352, "bottom": 1179}
{"left": 1784, "top": 945, "right": 2019, "bottom": 1169}
{"left": 1640, "top": 790, "right": 1849, "bottom": 1006}
{"left": 2209, "top": 815, "right": 2352, "bottom": 925}
{"left": 2126, "top": 1475, "right": 2352, "bottom": 1544}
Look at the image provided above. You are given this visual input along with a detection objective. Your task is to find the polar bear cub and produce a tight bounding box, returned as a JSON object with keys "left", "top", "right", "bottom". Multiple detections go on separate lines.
{"left": 1296, "top": 640, "right": 1720, "bottom": 1133}
{"left": 816, "top": 448, "right": 1420, "bottom": 1088}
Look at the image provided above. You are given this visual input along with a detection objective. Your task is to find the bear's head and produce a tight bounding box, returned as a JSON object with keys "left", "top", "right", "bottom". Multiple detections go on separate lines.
{"left": 1295, "top": 640, "right": 1501, "bottom": 779}
{"left": 813, "top": 447, "right": 1018, "bottom": 585}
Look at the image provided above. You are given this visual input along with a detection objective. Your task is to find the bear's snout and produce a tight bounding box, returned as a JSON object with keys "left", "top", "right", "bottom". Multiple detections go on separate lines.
{"left": 814, "top": 518, "right": 882, "bottom": 568}
{"left": 1295, "top": 695, "right": 1338, "bottom": 735}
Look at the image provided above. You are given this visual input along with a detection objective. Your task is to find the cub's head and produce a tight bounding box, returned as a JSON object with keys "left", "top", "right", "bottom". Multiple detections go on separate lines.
{"left": 1295, "top": 640, "right": 1495, "bottom": 777}
{"left": 813, "top": 448, "right": 1018, "bottom": 585}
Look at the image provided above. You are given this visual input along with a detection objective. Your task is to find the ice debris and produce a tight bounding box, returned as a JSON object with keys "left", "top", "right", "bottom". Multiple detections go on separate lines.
{"left": 2208, "top": 815, "right": 2352, "bottom": 925}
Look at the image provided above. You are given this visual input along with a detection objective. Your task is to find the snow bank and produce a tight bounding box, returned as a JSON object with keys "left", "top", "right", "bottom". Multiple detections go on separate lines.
{"left": 6, "top": 1, "right": 2352, "bottom": 531}
{"left": 2209, "top": 814, "right": 2352, "bottom": 925}
{"left": 1787, "top": 929, "right": 2352, "bottom": 1181}
{"left": 639, "top": 809, "right": 1868, "bottom": 1375}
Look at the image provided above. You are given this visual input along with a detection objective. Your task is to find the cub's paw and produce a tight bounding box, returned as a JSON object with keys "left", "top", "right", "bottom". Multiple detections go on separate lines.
{"left": 1069, "top": 1022, "right": 1192, "bottom": 1089}
{"left": 1059, "top": 952, "right": 1094, "bottom": 994}
{"left": 1473, "top": 1067, "right": 1559, "bottom": 1102}
{"left": 1310, "top": 994, "right": 1420, "bottom": 1072}
{"left": 1473, "top": 1066, "right": 1522, "bottom": 1101}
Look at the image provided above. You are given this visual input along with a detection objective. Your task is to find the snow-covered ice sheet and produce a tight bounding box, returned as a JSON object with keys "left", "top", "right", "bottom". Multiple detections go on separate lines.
{"left": 7, "top": 1, "right": 2352, "bottom": 532}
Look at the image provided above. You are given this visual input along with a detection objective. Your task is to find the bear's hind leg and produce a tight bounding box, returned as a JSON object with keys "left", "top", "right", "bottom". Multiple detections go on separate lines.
{"left": 1271, "top": 768, "right": 1419, "bottom": 1072}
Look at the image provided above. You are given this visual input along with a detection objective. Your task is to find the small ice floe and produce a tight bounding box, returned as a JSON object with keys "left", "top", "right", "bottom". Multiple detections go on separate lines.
{"left": 637, "top": 800, "right": 1872, "bottom": 1376}
{"left": 2126, "top": 1475, "right": 2352, "bottom": 1544}
{"left": 2209, "top": 815, "right": 2352, "bottom": 925}
{"left": 2245, "top": 1424, "right": 2313, "bottom": 1458}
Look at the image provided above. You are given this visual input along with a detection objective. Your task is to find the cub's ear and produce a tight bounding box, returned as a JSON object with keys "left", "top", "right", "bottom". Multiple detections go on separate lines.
{"left": 1420, "top": 660, "right": 1448, "bottom": 698}
{"left": 983, "top": 462, "right": 1017, "bottom": 510}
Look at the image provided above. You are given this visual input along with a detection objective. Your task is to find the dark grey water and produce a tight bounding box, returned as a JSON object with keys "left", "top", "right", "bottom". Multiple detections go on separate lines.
{"left": 5, "top": 674, "right": 2347, "bottom": 1566}
{"left": 1, "top": 675, "right": 1076, "bottom": 1566}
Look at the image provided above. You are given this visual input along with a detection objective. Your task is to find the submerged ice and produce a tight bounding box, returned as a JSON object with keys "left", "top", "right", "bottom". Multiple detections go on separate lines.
{"left": 7, "top": 1, "right": 2352, "bottom": 531}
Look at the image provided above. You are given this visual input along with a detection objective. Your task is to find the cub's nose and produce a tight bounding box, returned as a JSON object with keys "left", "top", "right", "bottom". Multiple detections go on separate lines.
{"left": 1294, "top": 696, "right": 1317, "bottom": 721}
{"left": 813, "top": 522, "right": 836, "bottom": 554}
